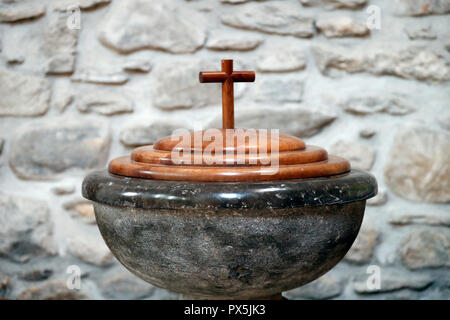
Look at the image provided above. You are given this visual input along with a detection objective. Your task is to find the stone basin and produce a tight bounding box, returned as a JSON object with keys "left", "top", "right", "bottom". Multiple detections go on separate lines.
{"left": 82, "top": 169, "right": 377, "bottom": 299}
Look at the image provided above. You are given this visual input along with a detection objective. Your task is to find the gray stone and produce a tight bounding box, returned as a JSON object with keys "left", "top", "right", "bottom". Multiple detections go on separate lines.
{"left": 43, "top": 9, "right": 79, "bottom": 74}
{"left": 51, "top": 84, "right": 74, "bottom": 113}
{"left": 19, "top": 269, "right": 53, "bottom": 282}
{"left": 51, "top": 184, "right": 76, "bottom": 195}
{"left": 76, "top": 89, "right": 134, "bottom": 115}
{"left": 330, "top": 140, "right": 376, "bottom": 171}
{"left": 313, "top": 43, "right": 365, "bottom": 76}
{"left": 316, "top": 16, "right": 369, "bottom": 38}
{"left": 63, "top": 199, "right": 96, "bottom": 224}
{"left": 71, "top": 70, "right": 129, "bottom": 85}
{"left": 384, "top": 126, "right": 450, "bottom": 203}
{"left": 67, "top": 236, "right": 114, "bottom": 267}
{"left": 123, "top": 59, "right": 152, "bottom": 73}
{"left": 257, "top": 47, "right": 306, "bottom": 73}
{"left": 339, "top": 94, "right": 415, "bottom": 116}
{"left": 194, "top": 2, "right": 214, "bottom": 12}
{"left": 367, "top": 190, "right": 388, "bottom": 206}
{"left": 300, "top": 0, "right": 367, "bottom": 9}
{"left": 53, "top": 0, "right": 110, "bottom": 11}
{"left": 344, "top": 226, "right": 378, "bottom": 264}
{"left": 98, "top": 0, "right": 205, "bottom": 54}
{"left": 221, "top": 2, "right": 314, "bottom": 38}
{"left": 389, "top": 210, "right": 450, "bottom": 227}
{"left": 395, "top": 0, "right": 450, "bottom": 16}
{"left": 151, "top": 59, "right": 247, "bottom": 110}
{"left": 5, "top": 54, "right": 24, "bottom": 64}
{"left": 208, "top": 106, "right": 336, "bottom": 137}
{"left": 405, "top": 25, "right": 437, "bottom": 40}
{"left": 368, "top": 47, "right": 450, "bottom": 81}
{"left": 0, "top": 138, "right": 4, "bottom": 155}
{"left": 312, "top": 44, "right": 450, "bottom": 82}
{"left": 119, "top": 123, "right": 182, "bottom": 148}
{"left": 9, "top": 119, "right": 110, "bottom": 180}
{"left": 379, "top": 290, "right": 422, "bottom": 300}
{"left": 0, "top": 192, "right": 55, "bottom": 262}
{"left": 399, "top": 227, "right": 450, "bottom": 269}
{"left": 0, "top": 2, "right": 46, "bottom": 22}
{"left": 255, "top": 78, "right": 304, "bottom": 102}
{"left": 446, "top": 40, "right": 450, "bottom": 52}
{"left": 99, "top": 271, "right": 155, "bottom": 299}
{"left": 17, "top": 280, "right": 88, "bottom": 300}
{"left": 0, "top": 68, "right": 50, "bottom": 117}
{"left": 353, "top": 269, "right": 433, "bottom": 294}
{"left": 206, "top": 32, "right": 263, "bottom": 51}
{"left": 359, "top": 129, "right": 376, "bottom": 139}
{"left": 221, "top": 0, "right": 258, "bottom": 3}
{"left": 284, "top": 273, "right": 342, "bottom": 299}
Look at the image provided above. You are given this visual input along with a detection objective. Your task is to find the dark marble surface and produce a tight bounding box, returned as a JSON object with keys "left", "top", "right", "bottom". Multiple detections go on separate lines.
{"left": 83, "top": 169, "right": 376, "bottom": 298}
{"left": 94, "top": 201, "right": 365, "bottom": 299}
{"left": 82, "top": 169, "right": 377, "bottom": 209}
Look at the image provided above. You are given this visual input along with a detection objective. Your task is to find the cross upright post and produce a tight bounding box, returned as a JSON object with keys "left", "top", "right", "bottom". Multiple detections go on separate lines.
{"left": 199, "top": 59, "right": 255, "bottom": 129}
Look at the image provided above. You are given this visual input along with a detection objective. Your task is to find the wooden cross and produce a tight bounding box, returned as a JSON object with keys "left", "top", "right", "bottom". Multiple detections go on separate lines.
{"left": 199, "top": 59, "right": 255, "bottom": 129}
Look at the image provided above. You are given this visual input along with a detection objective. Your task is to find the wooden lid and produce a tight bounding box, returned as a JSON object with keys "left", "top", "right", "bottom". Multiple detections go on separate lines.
{"left": 109, "top": 60, "right": 350, "bottom": 181}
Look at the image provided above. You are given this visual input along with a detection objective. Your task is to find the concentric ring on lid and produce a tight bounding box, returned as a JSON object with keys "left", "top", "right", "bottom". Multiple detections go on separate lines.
{"left": 153, "top": 129, "right": 305, "bottom": 153}
{"left": 109, "top": 129, "right": 351, "bottom": 181}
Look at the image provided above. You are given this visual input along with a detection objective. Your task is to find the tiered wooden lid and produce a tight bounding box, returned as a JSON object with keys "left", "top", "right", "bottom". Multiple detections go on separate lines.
{"left": 109, "top": 60, "right": 350, "bottom": 182}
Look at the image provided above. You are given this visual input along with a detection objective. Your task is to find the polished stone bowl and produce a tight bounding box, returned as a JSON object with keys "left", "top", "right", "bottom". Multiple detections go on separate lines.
{"left": 83, "top": 169, "right": 377, "bottom": 299}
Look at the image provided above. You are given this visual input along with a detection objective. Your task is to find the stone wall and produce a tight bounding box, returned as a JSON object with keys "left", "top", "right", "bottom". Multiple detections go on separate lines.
{"left": 0, "top": 0, "right": 449, "bottom": 300}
